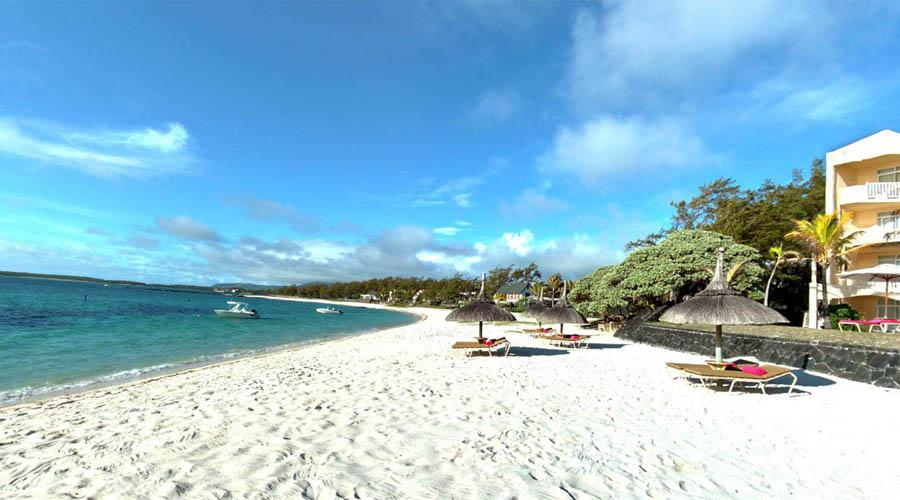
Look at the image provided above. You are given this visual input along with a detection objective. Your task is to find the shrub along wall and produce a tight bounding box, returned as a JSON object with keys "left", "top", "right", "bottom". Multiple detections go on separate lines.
{"left": 615, "top": 307, "right": 900, "bottom": 389}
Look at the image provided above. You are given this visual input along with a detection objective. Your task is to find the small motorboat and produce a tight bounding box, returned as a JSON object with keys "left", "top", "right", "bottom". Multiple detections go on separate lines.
{"left": 316, "top": 307, "right": 343, "bottom": 315}
{"left": 214, "top": 301, "right": 260, "bottom": 319}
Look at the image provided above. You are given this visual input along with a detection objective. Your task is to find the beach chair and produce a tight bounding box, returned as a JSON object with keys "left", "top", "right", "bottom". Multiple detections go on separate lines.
{"left": 539, "top": 334, "right": 590, "bottom": 349}
{"left": 837, "top": 319, "right": 868, "bottom": 332}
{"left": 521, "top": 327, "right": 555, "bottom": 337}
{"left": 867, "top": 318, "right": 900, "bottom": 333}
{"left": 452, "top": 337, "right": 511, "bottom": 357}
{"left": 666, "top": 362, "right": 798, "bottom": 394}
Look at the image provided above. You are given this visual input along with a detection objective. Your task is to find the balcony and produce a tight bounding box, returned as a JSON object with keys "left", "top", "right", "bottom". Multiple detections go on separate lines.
{"left": 847, "top": 224, "right": 900, "bottom": 247}
{"left": 839, "top": 182, "right": 900, "bottom": 206}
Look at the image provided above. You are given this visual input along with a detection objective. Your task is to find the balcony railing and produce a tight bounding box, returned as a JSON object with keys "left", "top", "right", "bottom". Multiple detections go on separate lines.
{"left": 847, "top": 224, "right": 900, "bottom": 246}
{"left": 866, "top": 182, "right": 900, "bottom": 200}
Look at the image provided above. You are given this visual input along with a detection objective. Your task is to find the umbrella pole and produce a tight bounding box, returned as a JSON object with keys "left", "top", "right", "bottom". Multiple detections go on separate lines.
{"left": 478, "top": 321, "right": 483, "bottom": 340}
{"left": 886, "top": 279, "right": 891, "bottom": 318}
{"left": 715, "top": 324, "right": 723, "bottom": 363}
{"left": 560, "top": 323, "right": 564, "bottom": 334}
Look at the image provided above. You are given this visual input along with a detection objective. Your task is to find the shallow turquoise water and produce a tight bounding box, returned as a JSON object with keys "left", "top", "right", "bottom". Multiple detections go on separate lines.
{"left": 0, "top": 276, "right": 417, "bottom": 404}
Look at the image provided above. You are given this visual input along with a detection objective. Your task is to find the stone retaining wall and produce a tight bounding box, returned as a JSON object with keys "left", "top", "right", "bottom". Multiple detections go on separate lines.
{"left": 615, "top": 307, "right": 900, "bottom": 388}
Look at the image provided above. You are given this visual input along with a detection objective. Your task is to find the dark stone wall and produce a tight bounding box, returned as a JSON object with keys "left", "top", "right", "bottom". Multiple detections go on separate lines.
{"left": 615, "top": 313, "right": 900, "bottom": 388}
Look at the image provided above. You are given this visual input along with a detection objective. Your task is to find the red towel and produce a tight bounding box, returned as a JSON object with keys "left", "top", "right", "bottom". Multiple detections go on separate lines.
{"left": 485, "top": 340, "right": 494, "bottom": 347}
{"left": 569, "top": 335, "right": 580, "bottom": 340}
{"left": 739, "top": 365, "right": 767, "bottom": 376}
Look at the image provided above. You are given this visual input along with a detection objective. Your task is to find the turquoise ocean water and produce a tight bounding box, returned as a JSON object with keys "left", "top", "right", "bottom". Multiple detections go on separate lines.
{"left": 0, "top": 276, "right": 417, "bottom": 405}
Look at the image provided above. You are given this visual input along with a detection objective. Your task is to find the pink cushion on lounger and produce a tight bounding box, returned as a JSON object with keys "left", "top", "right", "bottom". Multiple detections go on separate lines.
{"left": 570, "top": 335, "right": 580, "bottom": 340}
{"left": 485, "top": 340, "right": 494, "bottom": 347}
{"left": 739, "top": 365, "right": 767, "bottom": 376}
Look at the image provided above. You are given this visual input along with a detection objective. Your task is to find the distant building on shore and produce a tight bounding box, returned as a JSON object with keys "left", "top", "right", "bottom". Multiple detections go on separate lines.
{"left": 826, "top": 129, "right": 900, "bottom": 318}
{"left": 496, "top": 282, "right": 531, "bottom": 303}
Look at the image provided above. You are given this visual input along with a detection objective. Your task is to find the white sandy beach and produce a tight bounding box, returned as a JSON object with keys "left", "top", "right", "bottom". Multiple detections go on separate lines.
{"left": 1, "top": 300, "right": 899, "bottom": 499}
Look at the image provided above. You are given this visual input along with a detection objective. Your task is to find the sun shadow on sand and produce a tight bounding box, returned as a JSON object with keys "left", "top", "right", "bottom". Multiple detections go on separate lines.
{"left": 507, "top": 347, "right": 570, "bottom": 357}
{"left": 695, "top": 382, "right": 811, "bottom": 396}
{"left": 584, "top": 342, "right": 627, "bottom": 350}
{"left": 791, "top": 370, "right": 836, "bottom": 387}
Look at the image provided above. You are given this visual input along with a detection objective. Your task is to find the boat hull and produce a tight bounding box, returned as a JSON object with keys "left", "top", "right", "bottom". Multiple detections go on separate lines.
{"left": 214, "top": 310, "right": 259, "bottom": 319}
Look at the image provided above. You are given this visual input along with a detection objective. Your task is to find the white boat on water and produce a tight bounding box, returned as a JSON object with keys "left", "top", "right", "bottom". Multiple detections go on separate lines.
{"left": 214, "top": 301, "right": 260, "bottom": 319}
{"left": 316, "top": 307, "right": 343, "bottom": 315}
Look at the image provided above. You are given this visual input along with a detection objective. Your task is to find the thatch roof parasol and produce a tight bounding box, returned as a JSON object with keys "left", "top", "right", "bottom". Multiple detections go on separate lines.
{"left": 535, "top": 281, "right": 586, "bottom": 334}
{"left": 446, "top": 274, "right": 516, "bottom": 339}
{"left": 524, "top": 287, "right": 548, "bottom": 326}
{"left": 659, "top": 247, "right": 787, "bottom": 362}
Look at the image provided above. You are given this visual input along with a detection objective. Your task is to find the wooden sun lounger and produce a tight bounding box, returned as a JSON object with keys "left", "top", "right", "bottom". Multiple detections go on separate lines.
{"left": 838, "top": 319, "right": 900, "bottom": 333}
{"left": 521, "top": 328, "right": 556, "bottom": 337}
{"left": 666, "top": 362, "right": 798, "bottom": 394}
{"left": 452, "top": 337, "right": 511, "bottom": 357}
{"left": 539, "top": 334, "right": 589, "bottom": 349}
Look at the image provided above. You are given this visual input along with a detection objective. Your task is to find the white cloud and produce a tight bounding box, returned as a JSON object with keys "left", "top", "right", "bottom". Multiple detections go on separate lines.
{"left": 156, "top": 216, "right": 223, "bottom": 243}
{"left": 500, "top": 186, "right": 568, "bottom": 218}
{"left": 565, "top": 1, "right": 830, "bottom": 113}
{"left": 502, "top": 229, "right": 534, "bottom": 257}
{"left": 453, "top": 193, "right": 471, "bottom": 208}
{"left": 433, "top": 226, "right": 461, "bottom": 236}
{"left": 539, "top": 115, "right": 708, "bottom": 183}
{"left": 745, "top": 76, "right": 876, "bottom": 124}
{"left": 226, "top": 195, "right": 320, "bottom": 233}
{"left": 66, "top": 123, "right": 188, "bottom": 153}
{"left": 413, "top": 161, "right": 505, "bottom": 208}
{"left": 0, "top": 118, "right": 196, "bottom": 177}
{"left": 469, "top": 89, "right": 520, "bottom": 123}
{"left": 1, "top": 218, "right": 619, "bottom": 284}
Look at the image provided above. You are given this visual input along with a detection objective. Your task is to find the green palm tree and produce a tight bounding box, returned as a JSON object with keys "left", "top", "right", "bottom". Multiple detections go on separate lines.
{"left": 529, "top": 282, "right": 544, "bottom": 304}
{"left": 546, "top": 273, "right": 562, "bottom": 302}
{"left": 786, "top": 213, "right": 862, "bottom": 316}
{"left": 764, "top": 243, "right": 801, "bottom": 307}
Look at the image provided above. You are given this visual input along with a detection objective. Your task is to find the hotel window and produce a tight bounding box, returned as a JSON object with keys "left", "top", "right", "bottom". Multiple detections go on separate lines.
{"left": 877, "top": 212, "right": 900, "bottom": 231}
{"left": 877, "top": 166, "right": 900, "bottom": 182}
{"left": 878, "top": 255, "right": 900, "bottom": 265}
{"left": 877, "top": 298, "right": 900, "bottom": 319}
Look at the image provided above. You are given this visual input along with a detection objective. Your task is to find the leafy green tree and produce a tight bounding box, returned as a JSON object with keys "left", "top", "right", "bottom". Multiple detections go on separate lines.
{"left": 764, "top": 243, "right": 801, "bottom": 306}
{"left": 625, "top": 160, "right": 825, "bottom": 255}
{"left": 786, "top": 213, "right": 861, "bottom": 315}
{"left": 573, "top": 230, "right": 766, "bottom": 317}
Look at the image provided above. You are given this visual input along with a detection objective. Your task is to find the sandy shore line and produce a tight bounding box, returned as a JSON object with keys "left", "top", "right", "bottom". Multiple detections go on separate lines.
{"left": 2, "top": 306, "right": 899, "bottom": 498}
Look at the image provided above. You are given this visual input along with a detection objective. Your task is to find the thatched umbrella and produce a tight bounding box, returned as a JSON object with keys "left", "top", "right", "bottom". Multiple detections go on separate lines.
{"left": 524, "top": 287, "right": 548, "bottom": 328}
{"left": 838, "top": 264, "right": 900, "bottom": 318}
{"left": 659, "top": 247, "right": 788, "bottom": 363}
{"left": 536, "top": 281, "right": 586, "bottom": 334}
{"left": 446, "top": 274, "right": 516, "bottom": 340}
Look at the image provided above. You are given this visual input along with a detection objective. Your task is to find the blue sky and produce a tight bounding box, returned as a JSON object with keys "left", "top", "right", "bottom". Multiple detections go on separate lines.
{"left": 2, "top": 1, "right": 900, "bottom": 285}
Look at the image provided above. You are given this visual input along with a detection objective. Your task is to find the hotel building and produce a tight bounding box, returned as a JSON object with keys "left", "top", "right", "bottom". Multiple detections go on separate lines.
{"left": 826, "top": 130, "right": 900, "bottom": 318}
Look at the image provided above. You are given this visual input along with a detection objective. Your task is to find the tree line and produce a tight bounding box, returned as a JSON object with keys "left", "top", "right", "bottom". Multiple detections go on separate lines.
{"left": 266, "top": 262, "right": 564, "bottom": 307}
